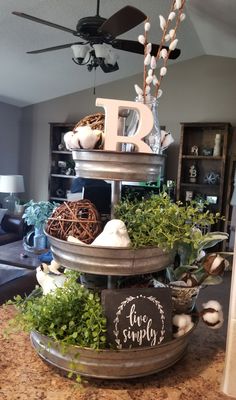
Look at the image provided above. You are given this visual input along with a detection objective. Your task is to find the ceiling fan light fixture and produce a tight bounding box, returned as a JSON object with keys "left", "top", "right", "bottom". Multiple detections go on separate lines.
{"left": 71, "top": 43, "right": 119, "bottom": 73}
{"left": 71, "top": 44, "right": 89, "bottom": 59}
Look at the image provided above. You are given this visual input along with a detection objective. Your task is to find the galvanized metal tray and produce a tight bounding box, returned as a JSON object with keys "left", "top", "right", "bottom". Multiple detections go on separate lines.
{"left": 46, "top": 233, "right": 173, "bottom": 276}
{"left": 30, "top": 321, "right": 198, "bottom": 379}
{"left": 72, "top": 150, "right": 165, "bottom": 182}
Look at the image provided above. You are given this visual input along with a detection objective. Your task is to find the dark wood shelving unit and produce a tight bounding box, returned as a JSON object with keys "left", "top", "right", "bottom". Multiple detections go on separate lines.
{"left": 48, "top": 122, "right": 75, "bottom": 203}
{"left": 176, "top": 122, "right": 231, "bottom": 231}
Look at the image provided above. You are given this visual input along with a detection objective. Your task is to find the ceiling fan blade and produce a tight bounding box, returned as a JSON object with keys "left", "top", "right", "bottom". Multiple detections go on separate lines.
{"left": 27, "top": 42, "right": 85, "bottom": 54}
{"left": 12, "top": 11, "right": 77, "bottom": 35}
{"left": 112, "top": 39, "right": 181, "bottom": 60}
{"left": 99, "top": 6, "right": 146, "bottom": 37}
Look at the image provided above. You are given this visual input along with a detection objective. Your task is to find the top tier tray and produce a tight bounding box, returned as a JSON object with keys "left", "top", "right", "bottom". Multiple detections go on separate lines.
{"left": 72, "top": 150, "right": 165, "bottom": 182}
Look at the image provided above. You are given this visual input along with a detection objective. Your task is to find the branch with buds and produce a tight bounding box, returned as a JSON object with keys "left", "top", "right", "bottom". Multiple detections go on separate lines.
{"left": 135, "top": 0, "right": 186, "bottom": 103}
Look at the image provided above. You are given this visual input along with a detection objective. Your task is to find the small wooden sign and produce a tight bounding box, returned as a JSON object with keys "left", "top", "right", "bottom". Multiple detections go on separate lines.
{"left": 101, "top": 287, "right": 173, "bottom": 349}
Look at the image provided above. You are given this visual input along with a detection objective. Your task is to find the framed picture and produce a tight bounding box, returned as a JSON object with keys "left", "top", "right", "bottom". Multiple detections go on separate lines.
{"left": 206, "top": 195, "right": 218, "bottom": 204}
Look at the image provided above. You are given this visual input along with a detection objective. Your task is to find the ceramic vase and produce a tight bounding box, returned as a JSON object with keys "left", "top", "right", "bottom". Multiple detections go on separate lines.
{"left": 169, "top": 283, "right": 200, "bottom": 313}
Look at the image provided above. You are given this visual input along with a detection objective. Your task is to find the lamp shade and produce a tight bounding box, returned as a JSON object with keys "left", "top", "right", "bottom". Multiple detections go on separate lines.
{"left": 0, "top": 175, "right": 25, "bottom": 193}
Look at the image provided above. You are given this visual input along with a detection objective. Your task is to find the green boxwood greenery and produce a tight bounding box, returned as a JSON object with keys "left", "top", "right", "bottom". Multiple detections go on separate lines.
{"left": 6, "top": 271, "right": 107, "bottom": 350}
{"left": 114, "top": 192, "right": 223, "bottom": 252}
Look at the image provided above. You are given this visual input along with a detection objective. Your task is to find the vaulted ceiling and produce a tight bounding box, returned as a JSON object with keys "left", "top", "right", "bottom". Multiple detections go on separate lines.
{"left": 0, "top": 0, "right": 235, "bottom": 107}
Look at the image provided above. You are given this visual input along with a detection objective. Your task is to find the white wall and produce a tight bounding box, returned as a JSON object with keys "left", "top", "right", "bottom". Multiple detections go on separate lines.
{"left": 20, "top": 55, "right": 236, "bottom": 201}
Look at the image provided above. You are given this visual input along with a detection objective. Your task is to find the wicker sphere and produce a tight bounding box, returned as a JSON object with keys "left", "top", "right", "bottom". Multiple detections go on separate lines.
{"left": 46, "top": 200, "right": 102, "bottom": 244}
{"left": 73, "top": 112, "right": 105, "bottom": 132}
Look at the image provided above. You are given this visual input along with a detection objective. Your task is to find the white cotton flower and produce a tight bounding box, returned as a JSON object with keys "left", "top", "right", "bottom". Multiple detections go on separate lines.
{"left": 159, "top": 15, "right": 166, "bottom": 31}
{"left": 165, "top": 33, "right": 171, "bottom": 42}
{"left": 174, "top": 0, "right": 182, "bottom": 10}
{"left": 146, "top": 76, "right": 153, "bottom": 85}
{"left": 138, "top": 34, "right": 145, "bottom": 45}
{"left": 157, "top": 89, "right": 163, "bottom": 98}
{"left": 144, "top": 21, "right": 151, "bottom": 31}
{"left": 169, "top": 29, "right": 175, "bottom": 39}
{"left": 201, "top": 300, "right": 224, "bottom": 330}
{"left": 160, "top": 48, "right": 168, "bottom": 59}
{"left": 150, "top": 56, "right": 157, "bottom": 69}
{"left": 203, "top": 300, "right": 222, "bottom": 312}
{"left": 160, "top": 67, "right": 167, "bottom": 76}
{"left": 173, "top": 314, "right": 194, "bottom": 338}
{"left": 168, "top": 11, "right": 176, "bottom": 21}
{"left": 148, "top": 68, "right": 153, "bottom": 76}
{"left": 169, "top": 38, "right": 178, "bottom": 51}
{"left": 134, "top": 84, "right": 143, "bottom": 95}
{"left": 63, "top": 131, "right": 74, "bottom": 150}
{"left": 144, "top": 53, "right": 151, "bottom": 65}
{"left": 147, "top": 42, "right": 152, "bottom": 53}
{"left": 180, "top": 13, "right": 186, "bottom": 22}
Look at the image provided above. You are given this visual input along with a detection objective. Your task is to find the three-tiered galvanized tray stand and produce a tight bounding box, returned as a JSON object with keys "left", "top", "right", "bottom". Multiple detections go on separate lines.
{"left": 31, "top": 150, "right": 198, "bottom": 379}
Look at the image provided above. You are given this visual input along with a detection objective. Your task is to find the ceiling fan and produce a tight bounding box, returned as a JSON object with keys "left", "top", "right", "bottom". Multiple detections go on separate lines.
{"left": 12, "top": 0, "right": 181, "bottom": 73}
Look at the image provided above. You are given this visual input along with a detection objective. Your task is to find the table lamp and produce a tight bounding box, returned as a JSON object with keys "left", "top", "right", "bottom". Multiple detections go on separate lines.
{"left": 0, "top": 175, "right": 25, "bottom": 213}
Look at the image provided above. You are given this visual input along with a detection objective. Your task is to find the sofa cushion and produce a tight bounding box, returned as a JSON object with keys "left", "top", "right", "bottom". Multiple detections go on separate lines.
{"left": 0, "top": 209, "right": 7, "bottom": 224}
{"left": 0, "top": 265, "right": 30, "bottom": 286}
{"left": 0, "top": 264, "right": 37, "bottom": 304}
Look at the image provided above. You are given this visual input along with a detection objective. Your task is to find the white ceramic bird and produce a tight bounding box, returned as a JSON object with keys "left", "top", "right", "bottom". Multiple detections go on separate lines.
{"left": 91, "top": 219, "right": 131, "bottom": 247}
{"left": 67, "top": 235, "right": 88, "bottom": 245}
{"left": 47, "top": 259, "right": 62, "bottom": 275}
{"left": 36, "top": 263, "right": 67, "bottom": 295}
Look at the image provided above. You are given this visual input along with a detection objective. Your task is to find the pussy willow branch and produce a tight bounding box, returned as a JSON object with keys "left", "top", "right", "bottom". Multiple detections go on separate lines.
{"left": 154, "top": 0, "right": 186, "bottom": 98}
{"left": 143, "top": 18, "right": 149, "bottom": 104}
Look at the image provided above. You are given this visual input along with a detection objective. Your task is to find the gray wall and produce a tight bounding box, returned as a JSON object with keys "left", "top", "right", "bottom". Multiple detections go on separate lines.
{"left": 0, "top": 102, "right": 22, "bottom": 203}
{"left": 20, "top": 55, "right": 236, "bottom": 201}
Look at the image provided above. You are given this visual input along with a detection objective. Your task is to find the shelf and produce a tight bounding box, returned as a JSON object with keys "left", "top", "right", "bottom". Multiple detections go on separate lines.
{"left": 51, "top": 174, "right": 74, "bottom": 179}
{"left": 180, "top": 183, "right": 220, "bottom": 189}
{"left": 51, "top": 150, "right": 71, "bottom": 154}
{"left": 50, "top": 197, "right": 67, "bottom": 202}
{"left": 182, "top": 155, "right": 222, "bottom": 160}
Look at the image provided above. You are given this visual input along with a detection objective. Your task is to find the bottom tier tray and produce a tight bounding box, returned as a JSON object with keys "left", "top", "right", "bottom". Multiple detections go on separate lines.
{"left": 30, "top": 320, "right": 198, "bottom": 380}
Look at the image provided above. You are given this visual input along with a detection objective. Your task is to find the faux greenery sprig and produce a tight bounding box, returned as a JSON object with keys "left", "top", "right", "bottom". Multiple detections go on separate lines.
{"left": 114, "top": 192, "right": 224, "bottom": 252}
{"left": 23, "top": 200, "right": 59, "bottom": 229}
{"left": 6, "top": 272, "right": 107, "bottom": 349}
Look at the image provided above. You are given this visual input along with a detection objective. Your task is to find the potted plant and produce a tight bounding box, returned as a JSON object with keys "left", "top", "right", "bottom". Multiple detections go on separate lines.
{"left": 23, "top": 200, "right": 59, "bottom": 250}
{"left": 114, "top": 192, "right": 229, "bottom": 312}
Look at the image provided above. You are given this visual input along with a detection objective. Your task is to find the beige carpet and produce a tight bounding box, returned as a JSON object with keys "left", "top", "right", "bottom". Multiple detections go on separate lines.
{"left": 0, "top": 272, "right": 232, "bottom": 400}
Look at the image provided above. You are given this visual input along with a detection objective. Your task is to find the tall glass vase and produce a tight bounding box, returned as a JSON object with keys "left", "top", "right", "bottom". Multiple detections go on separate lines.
{"left": 125, "top": 96, "right": 162, "bottom": 154}
{"left": 33, "top": 225, "right": 47, "bottom": 250}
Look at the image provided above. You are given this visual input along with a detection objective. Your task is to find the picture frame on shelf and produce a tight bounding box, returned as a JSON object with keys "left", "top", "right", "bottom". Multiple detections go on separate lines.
{"left": 206, "top": 195, "right": 218, "bottom": 205}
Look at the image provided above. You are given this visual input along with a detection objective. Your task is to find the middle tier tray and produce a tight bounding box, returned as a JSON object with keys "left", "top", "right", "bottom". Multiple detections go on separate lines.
{"left": 46, "top": 233, "right": 173, "bottom": 276}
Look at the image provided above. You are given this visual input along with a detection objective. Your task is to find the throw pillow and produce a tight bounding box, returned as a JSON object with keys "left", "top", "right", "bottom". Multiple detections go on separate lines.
{"left": 0, "top": 209, "right": 8, "bottom": 225}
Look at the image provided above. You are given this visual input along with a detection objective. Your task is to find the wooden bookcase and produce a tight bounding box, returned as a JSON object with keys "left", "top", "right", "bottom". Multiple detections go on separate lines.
{"left": 176, "top": 122, "right": 231, "bottom": 231}
{"left": 48, "top": 122, "right": 75, "bottom": 202}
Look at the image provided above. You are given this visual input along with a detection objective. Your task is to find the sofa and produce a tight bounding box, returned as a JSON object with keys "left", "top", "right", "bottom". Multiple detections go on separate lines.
{"left": 0, "top": 212, "right": 36, "bottom": 304}
{"left": 0, "top": 213, "right": 25, "bottom": 246}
